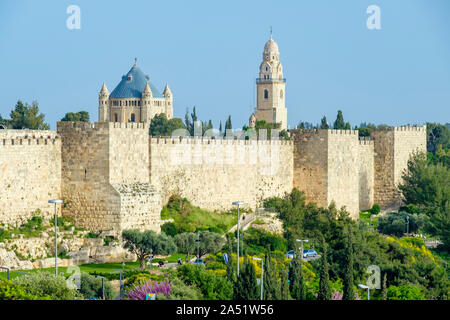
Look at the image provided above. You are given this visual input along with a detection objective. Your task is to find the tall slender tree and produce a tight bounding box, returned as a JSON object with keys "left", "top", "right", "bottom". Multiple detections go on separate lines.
{"left": 333, "top": 110, "right": 351, "bottom": 130}
{"left": 343, "top": 231, "right": 355, "bottom": 300}
{"left": 289, "top": 254, "right": 305, "bottom": 300}
{"left": 318, "top": 246, "right": 331, "bottom": 300}
{"left": 279, "top": 266, "right": 291, "bottom": 300}
{"left": 320, "top": 116, "right": 329, "bottom": 129}
{"left": 263, "top": 249, "right": 281, "bottom": 300}
{"left": 226, "top": 236, "right": 235, "bottom": 283}
{"left": 233, "top": 256, "right": 259, "bottom": 300}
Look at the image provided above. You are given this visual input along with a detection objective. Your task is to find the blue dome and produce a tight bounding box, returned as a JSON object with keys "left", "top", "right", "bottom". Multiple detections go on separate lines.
{"left": 109, "top": 63, "right": 163, "bottom": 99}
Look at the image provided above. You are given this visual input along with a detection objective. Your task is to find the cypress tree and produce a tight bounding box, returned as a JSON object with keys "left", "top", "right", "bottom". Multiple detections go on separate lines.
{"left": 289, "top": 255, "right": 305, "bottom": 300}
{"left": 280, "top": 266, "right": 291, "bottom": 300}
{"left": 318, "top": 246, "right": 331, "bottom": 300}
{"left": 343, "top": 232, "right": 355, "bottom": 300}
{"left": 333, "top": 110, "right": 350, "bottom": 130}
{"left": 296, "top": 258, "right": 305, "bottom": 300}
{"left": 226, "top": 237, "right": 235, "bottom": 283}
{"left": 263, "top": 249, "right": 281, "bottom": 300}
{"left": 234, "top": 257, "right": 259, "bottom": 300}
{"left": 320, "top": 116, "right": 329, "bottom": 129}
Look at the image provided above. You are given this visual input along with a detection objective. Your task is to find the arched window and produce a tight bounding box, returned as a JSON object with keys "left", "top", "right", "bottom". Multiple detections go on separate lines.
{"left": 264, "top": 89, "right": 269, "bottom": 100}
{"left": 131, "top": 114, "right": 135, "bottom": 122}
{"left": 114, "top": 113, "right": 118, "bottom": 122}
{"left": 280, "top": 90, "right": 283, "bottom": 99}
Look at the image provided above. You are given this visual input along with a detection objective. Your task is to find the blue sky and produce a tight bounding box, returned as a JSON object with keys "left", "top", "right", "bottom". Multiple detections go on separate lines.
{"left": 0, "top": 0, "right": 449, "bottom": 130}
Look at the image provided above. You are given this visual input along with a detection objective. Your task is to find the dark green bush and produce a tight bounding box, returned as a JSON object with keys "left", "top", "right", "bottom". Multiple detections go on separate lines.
{"left": 377, "top": 212, "right": 427, "bottom": 236}
{"left": 161, "top": 222, "right": 178, "bottom": 237}
{"left": 370, "top": 203, "right": 381, "bottom": 215}
{"left": 79, "top": 272, "right": 115, "bottom": 300}
{"left": 14, "top": 272, "right": 84, "bottom": 300}
{"left": 0, "top": 279, "right": 49, "bottom": 300}
{"left": 177, "top": 264, "right": 233, "bottom": 300}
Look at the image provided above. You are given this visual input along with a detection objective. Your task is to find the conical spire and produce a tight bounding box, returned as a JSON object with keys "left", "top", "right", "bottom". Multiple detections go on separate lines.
{"left": 142, "top": 81, "right": 152, "bottom": 98}
{"left": 144, "top": 81, "right": 151, "bottom": 93}
{"left": 99, "top": 82, "right": 109, "bottom": 95}
{"left": 163, "top": 83, "right": 172, "bottom": 97}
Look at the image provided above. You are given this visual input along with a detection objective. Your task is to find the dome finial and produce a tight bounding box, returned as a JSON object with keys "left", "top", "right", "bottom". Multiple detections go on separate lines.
{"left": 270, "top": 26, "right": 272, "bottom": 40}
{"left": 134, "top": 58, "right": 137, "bottom": 68}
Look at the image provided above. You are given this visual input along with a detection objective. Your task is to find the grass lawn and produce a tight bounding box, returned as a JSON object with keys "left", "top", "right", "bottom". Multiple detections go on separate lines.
{"left": 359, "top": 211, "right": 379, "bottom": 229}
{"left": 161, "top": 204, "right": 237, "bottom": 234}
{"left": 0, "top": 253, "right": 187, "bottom": 280}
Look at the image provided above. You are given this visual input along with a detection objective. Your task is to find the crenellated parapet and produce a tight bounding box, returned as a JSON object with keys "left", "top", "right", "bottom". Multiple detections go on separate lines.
{"left": 149, "top": 136, "right": 292, "bottom": 146}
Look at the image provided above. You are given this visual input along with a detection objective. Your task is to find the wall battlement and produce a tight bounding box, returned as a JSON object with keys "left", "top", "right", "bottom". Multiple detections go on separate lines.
{"left": 1, "top": 136, "right": 60, "bottom": 146}
{"left": 57, "top": 121, "right": 148, "bottom": 130}
{"left": 149, "top": 136, "right": 292, "bottom": 146}
{"left": 393, "top": 125, "right": 426, "bottom": 132}
{"left": 0, "top": 129, "right": 61, "bottom": 227}
{"left": 358, "top": 137, "right": 373, "bottom": 146}
{"left": 0, "top": 122, "right": 427, "bottom": 232}
{"left": 329, "top": 129, "right": 358, "bottom": 135}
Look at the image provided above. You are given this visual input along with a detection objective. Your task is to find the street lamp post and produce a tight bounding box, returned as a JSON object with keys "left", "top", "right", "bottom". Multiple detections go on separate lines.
{"left": 358, "top": 284, "right": 370, "bottom": 300}
{"left": 113, "top": 264, "right": 125, "bottom": 299}
{"left": 296, "top": 239, "right": 308, "bottom": 261}
{"left": 196, "top": 232, "right": 201, "bottom": 261}
{"left": 0, "top": 267, "right": 10, "bottom": 280}
{"left": 48, "top": 199, "right": 63, "bottom": 276}
{"left": 232, "top": 201, "right": 245, "bottom": 277}
{"left": 406, "top": 215, "right": 410, "bottom": 235}
{"left": 253, "top": 257, "right": 264, "bottom": 300}
{"left": 97, "top": 276, "right": 105, "bottom": 300}
{"left": 147, "top": 249, "right": 153, "bottom": 274}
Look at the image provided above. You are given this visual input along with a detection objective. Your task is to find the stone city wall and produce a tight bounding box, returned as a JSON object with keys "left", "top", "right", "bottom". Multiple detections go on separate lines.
{"left": 149, "top": 136, "right": 294, "bottom": 211}
{"left": 0, "top": 130, "right": 61, "bottom": 227}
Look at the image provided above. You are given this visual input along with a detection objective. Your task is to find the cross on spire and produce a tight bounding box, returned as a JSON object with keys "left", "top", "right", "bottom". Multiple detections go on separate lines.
{"left": 270, "top": 26, "right": 273, "bottom": 39}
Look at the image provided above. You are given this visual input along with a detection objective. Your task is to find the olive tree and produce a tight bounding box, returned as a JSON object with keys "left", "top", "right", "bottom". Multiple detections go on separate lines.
{"left": 122, "top": 229, "right": 177, "bottom": 269}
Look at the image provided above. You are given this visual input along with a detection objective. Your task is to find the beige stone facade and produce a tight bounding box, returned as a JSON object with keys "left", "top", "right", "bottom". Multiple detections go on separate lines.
{"left": 56, "top": 122, "right": 161, "bottom": 236}
{"left": 290, "top": 127, "right": 425, "bottom": 218}
{"left": 0, "top": 124, "right": 426, "bottom": 233}
{"left": 371, "top": 126, "right": 427, "bottom": 209}
{"left": 0, "top": 130, "right": 61, "bottom": 227}
{"left": 149, "top": 137, "right": 294, "bottom": 211}
{"left": 253, "top": 37, "right": 288, "bottom": 130}
{"left": 98, "top": 60, "right": 173, "bottom": 124}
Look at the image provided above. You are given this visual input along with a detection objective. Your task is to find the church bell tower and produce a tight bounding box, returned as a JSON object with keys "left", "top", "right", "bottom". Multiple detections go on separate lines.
{"left": 253, "top": 33, "right": 288, "bottom": 130}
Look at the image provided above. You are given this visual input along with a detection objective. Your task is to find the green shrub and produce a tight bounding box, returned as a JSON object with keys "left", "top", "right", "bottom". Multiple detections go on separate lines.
{"left": 161, "top": 222, "right": 178, "bottom": 237}
{"left": 79, "top": 272, "right": 115, "bottom": 300}
{"left": 0, "top": 279, "right": 49, "bottom": 300}
{"left": 157, "top": 278, "right": 203, "bottom": 300}
{"left": 263, "top": 197, "right": 285, "bottom": 211}
{"left": 370, "top": 203, "right": 381, "bottom": 215}
{"left": 244, "top": 228, "right": 287, "bottom": 252}
{"left": 386, "top": 285, "right": 426, "bottom": 300}
{"left": 177, "top": 264, "right": 233, "bottom": 300}
{"left": 14, "top": 272, "right": 84, "bottom": 300}
{"left": 124, "top": 272, "right": 161, "bottom": 290}
{"left": 0, "top": 228, "right": 10, "bottom": 242}
{"left": 377, "top": 212, "right": 427, "bottom": 236}
{"left": 85, "top": 232, "right": 99, "bottom": 239}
